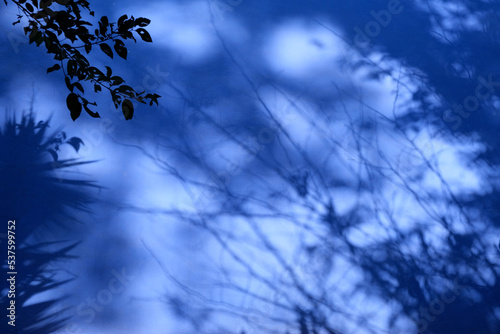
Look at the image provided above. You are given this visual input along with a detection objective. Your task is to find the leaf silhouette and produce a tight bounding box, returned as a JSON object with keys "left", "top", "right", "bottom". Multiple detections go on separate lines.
{"left": 122, "top": 99, "right": 134, "bottom": 120}
{"left": 66, "top": 93, "right": 82, "bottom": 121}
{"left": 99, "top": 43, "right": 113, "bottom": 58}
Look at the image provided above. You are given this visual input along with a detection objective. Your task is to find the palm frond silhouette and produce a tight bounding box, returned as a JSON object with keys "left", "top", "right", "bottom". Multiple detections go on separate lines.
{"left": 0, "top": 111, "right": 98, "bottom": 333}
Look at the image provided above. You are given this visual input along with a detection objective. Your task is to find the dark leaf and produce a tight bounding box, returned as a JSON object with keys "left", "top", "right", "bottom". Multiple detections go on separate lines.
{"left": 94, "top": 84, "right": 102, "bottom": 93}
{"left": 29, "top": 31, "right": 42, "bottom": 45}
{"left": 105, "top": 65, "right": 112, "bottom": 78}
{"left": 73, "top": 82, "right": 84, "bottom": 94}
{"left": 47, "top": 148, "right": 58, "bottom": 161}
{"left": 149, "top": 93, "right": 161, "bottom": 106}
{"left": 67, "top": 59, "right": 77, "bottom": 77}
{"left": 43, "top": 35, "right": 52, "bottom": 50}
{"left": 98, "top": 22, "right": 106, "bottom": 36}
{"left": 99, "top": 16, "right": 108, "bottom": 36}
{"left": 83, "top": 104, "right": 100, "bottom": 118}
{"left": 111, "top": 91, "right": 122, "bottom": 108}
{"left": 35, "top": 34, "right": 44, "bottom": 46}
{"left": 114, "top": 39, "right": 127, "bottom": 59}
{"left": 47, "top": 64, "right": 61, "bottom": 73}
{"left": 64, "top": 76, "right": 73, "bottom": 92}
{"left": 119, "top": 18, "right": 136, "bottom": 33}
{"left": 84, "top": 43, "right": 91, "bottom": 54}
{"left": 118, "top": 14, "right": 127, "bottom": 27}
{"left": 88, "top": 66, "right": 105, "bottom": 80}
{"left": 66, "top": 137, "right": 84, "bottom": 152}
{"left": 45, "top": 29, "right": 57, "bottom": 41}
{"left": 122, "top": 99, "right": 134, "bottom": 120}
{"left": 66, "top": 93, "right": 82, "bottom": 121}
{"left": 99, "top": 43, "right": 113, "bottom": 58}
{"left": 118, "top": 85, "right": 134, "bottom": 93}
{"left": 136, "top": 28, "right": 152, "bottom": 42}
{"left": 110, "top": 76, "right": 124, "bottom": 85}
{"left": 135, "top": 17, "right": 151, "bottom": 27}
{"left": 150, "top": 96, "right": 160, "bottom": 106}
{"left": 120, "top": 31, "right": 135, "bottom": 41}
{"left": 25, "top": 3, "right": 34, "bottom": 12}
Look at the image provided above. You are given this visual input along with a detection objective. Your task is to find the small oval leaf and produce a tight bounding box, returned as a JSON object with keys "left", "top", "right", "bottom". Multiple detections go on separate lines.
{"left": 64, "top": 76, "right": 73, "bottom": 92}
{"left": 122, "top": 99, "right": 134, "bottom": 120}
{"left": 73, "top": 82, "right": 84, "bottom": 93}
{"left": 99, "top": 43, "right": 113, "bottom": 58}
{"left": 105, "top": 66, "right": 112, "bottom": 78}
{"left": 136, "top": 28, "right": 152, "bottom": 42}
{"left": 114, "top": 39, "right": 127, "bottom": 59}
{"left": 135, "top": 17, "right": 151, "bottom": 27}
{"left": 118, "top": 85, "right": 134, "bottom": 93}
{"left": 110, "top": 76, "right": 124, "bottom": 86}
{"left": 25, "top": 3, "right": 34, "bottom": 12}
{"left": 47, "top": 64, "right": 61, "bottom": 73}
{"left": 66, "top": 93, "right": 82, "bottom": 121}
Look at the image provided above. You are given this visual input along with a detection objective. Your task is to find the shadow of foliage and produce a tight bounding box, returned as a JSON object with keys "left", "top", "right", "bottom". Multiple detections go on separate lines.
{"left": 123, "top": 2, "right": 500, "bottom": 331}
{"left": 0, "top": 112, "right": 97, "bottom": 333}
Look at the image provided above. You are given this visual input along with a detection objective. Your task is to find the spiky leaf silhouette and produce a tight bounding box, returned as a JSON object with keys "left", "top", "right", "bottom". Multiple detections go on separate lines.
{"left": 0, "top": 112, "right": 98, "bottom": 333}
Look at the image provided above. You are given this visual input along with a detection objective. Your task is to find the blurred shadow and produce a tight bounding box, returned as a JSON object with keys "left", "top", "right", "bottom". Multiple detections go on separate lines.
{"left": 118, "top": 1, "right": 500, "bottom": 333}
{"left": 0, "top": 111, "right": 97, "bottom": 333}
